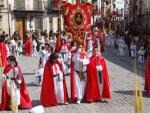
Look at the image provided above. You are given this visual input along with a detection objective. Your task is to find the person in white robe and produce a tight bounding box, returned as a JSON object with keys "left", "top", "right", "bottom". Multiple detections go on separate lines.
{"left": 110, "top": 32, "right": 115, "bottom": 47}
{"left": 72, "top": 46, "right": 90, "bottom": 104}
{"left": 130, "top": 41, "right": 137, "bottom": 58}
{"left": 34, "top": 64, "right": 44, "bottom": 86}
{"left": 40, "top": 46, "right": 47, "bottom": 67}
{"left": 118, "top": 36, "right": 126, "bottom": 56}
{"left": 38, "top": 35, "right": 45, "bottom": 52}
{"left": 138, "top": 46, "right": 145, "bottom": 63}
{"left": 60, "top": 39, "right": 71, "bottom": 75}
{"left": 105, "top": 32, "right": 111, "bottom": 46}
{"left": 32, "top": 38, "right": 37, "bottom": 56}
{"left": 10, "top": 38, "right": 17, "bottom": 56}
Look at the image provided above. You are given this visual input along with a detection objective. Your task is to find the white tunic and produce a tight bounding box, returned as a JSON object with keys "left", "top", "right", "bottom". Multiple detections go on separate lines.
{"left": 72, "top": 52, "right": 90, "bottom": 100}
{"left": 60, "top": 45, "right": 71, "bottom": 74}
{"left": 118, "top": 38, "right": 126, "bottom": 56}
{"left": 40, "top": 50, "right": 47, "bottom": 66}
{"left": 39, "top": 36, "right": 45, "bottom": 52}
{"left": 34, "top": 68, "right": 44, "bottom": 85}
{"left": 52, "top": 64, "right": 64, "bottom": 103}
{"left": 138, "top": 49, "right": 145, "bottom": 63}
{"left": 130, "top": 44, "right": 136, "bottom": 58}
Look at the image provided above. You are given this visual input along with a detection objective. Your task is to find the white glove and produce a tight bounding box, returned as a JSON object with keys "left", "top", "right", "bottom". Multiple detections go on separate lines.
{"left": 2, "top": 74, "right": 6, "bottom": 79}
{"left": 18, "top": 80, "right": 22, "bottom": 84}
{"left": 96, "top": 65, "right": 103, "bottom": 71}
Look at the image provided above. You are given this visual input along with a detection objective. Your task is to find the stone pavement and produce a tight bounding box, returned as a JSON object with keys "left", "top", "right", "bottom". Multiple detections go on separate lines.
{"left": 1, "top": 47, "right": 150, "bottom": 113}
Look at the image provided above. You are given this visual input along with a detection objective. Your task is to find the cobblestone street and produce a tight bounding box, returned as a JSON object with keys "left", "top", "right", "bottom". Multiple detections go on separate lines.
{"left": 1, "top": 47, "right": 150, "bottom": 113}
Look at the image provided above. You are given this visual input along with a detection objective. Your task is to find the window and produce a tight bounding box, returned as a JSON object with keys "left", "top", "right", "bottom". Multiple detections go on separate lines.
{"left": 35, "top": 17, "right": 42, "bottom": 30}
{"left": 15, "top": 0, "right": 25, "bottom": 10}
{"left": 34, "top": 0, "right": 42, "bottom": 10}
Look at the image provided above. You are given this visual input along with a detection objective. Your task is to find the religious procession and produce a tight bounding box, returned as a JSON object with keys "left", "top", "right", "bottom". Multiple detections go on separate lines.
{"left": 0, "top": 0, "right": 150, "bottom": 113}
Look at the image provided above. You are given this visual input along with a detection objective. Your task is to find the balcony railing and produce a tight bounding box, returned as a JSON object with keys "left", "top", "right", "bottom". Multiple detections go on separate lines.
{"left": 14, "top": 0, "right": 44, "bottom": 11}
{"left": 33, "top": 0, "right": 43, "bottom": 11}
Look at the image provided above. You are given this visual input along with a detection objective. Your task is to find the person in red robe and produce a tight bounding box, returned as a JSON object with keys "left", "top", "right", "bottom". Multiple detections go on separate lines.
{"left": 0, "top": 55, "right": 32, "bottom": 110}
{"left": 0, "top": 37, "right": 7, "bottom": 67}
{"left": 55, "top": 34, "right": 62, "bottom": 53}
{"left": 40, "top": 53, "right": 69, "bottom": 107}
{"left": 24, "top": 32, "right": 32, "bottom": 56}
{"left": 85, "top": 47, "right": 112, "bottom": 103}
{"left": 144, "top": 38, "right": 150, "bottom": 94}
{"left": 70, "top": 42, "right": 77, "bottom": 101}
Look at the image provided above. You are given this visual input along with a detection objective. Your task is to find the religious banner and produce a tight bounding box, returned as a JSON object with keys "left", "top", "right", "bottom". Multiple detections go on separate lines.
{"left": 62, "top": 0, "right": 93, "bottom": 45}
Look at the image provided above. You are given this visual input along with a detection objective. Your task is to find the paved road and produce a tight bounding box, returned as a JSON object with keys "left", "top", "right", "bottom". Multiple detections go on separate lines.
{"left": 1, "top": 47, "right": 150, "bottom": 113}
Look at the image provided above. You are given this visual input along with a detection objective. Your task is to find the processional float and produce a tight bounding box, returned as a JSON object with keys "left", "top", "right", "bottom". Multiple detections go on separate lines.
{"left": 62, "top": 0, "right": 93, "bottom": 45}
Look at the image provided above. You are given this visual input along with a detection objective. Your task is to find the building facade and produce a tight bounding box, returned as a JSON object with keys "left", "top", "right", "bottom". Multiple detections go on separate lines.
{"left": 139, "top": 0, "right": 150, "bottom": 30}
{"left": 11, "top": 0, "right": 46, "bottom": 40}
{"left": 129, "top": 0, "right": 150, "bottom": 31}
{"left": 0, "top": 0, "right": 10, "bottom": 34}
{"left": 0, "top": 0, "right": 100, "bottom": 40}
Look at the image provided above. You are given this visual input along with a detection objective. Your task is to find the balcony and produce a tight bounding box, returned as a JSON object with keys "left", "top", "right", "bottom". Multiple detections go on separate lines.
{"left": 14, "top": 0, "right": 44, "bottom": 11}
{"left": 13, "top": 0, "right": 44, "bottom": 17}
{"left": 33, "top": 0, "right": 44, "bottom": 11}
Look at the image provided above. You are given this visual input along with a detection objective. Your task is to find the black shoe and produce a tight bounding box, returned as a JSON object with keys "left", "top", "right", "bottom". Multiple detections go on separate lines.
{"left": 100, "top": 99, "right": 108, "bottom": 103}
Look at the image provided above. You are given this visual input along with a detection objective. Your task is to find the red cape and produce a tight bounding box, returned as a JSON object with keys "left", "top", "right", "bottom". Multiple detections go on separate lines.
{"left": 85, "top": 55, "right": 112, "bottom": 102}
{"left": 55, "top": 36, "right": 62, "bottom": 53}
{"left": 24, "top": 38, "right": 32, "bottom": 56}
{"left": 0, "top": 64, "right": 32, "bottom": 110}
{"left": 70, "top": 53, "right": 76, "bottom": 101}
{"left": 40, "top": 61, "right": 68, "bottom": 107}
{"left": 0, "top": 42, "right": 7, "bottom": 67}
{"left": 145, "top": 56, "right": 150, "bottom": 94}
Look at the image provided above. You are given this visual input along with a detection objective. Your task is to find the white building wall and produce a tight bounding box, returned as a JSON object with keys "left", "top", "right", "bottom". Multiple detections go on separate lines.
{"left": 26, "top": 18, "right": 30, "bottom": 30}
{"left": 26, "top": 0, "right": 33, "bottom": 10}
{"left": 32, "top": 18, "right": 35, "bottom": 30}
{"left": 1, "top": 0, "right": 9, "bottom": 34}
{"left": 11, "top": 18, "right": 15, "bottom": 34}
{"left": 42, "top": 16, "right": 47, "bottom": 31}
{"left": 61, "top": 16, "right": 64, "bottom": 31}
{"left": 46, "top": 16, "right": 50, "bottom": 33}
{"left": 52, "top": 16, "right": 58, "bottom": 32}
{"left": 10, "top": 0, "right": 14, "bottom": 10}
